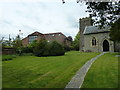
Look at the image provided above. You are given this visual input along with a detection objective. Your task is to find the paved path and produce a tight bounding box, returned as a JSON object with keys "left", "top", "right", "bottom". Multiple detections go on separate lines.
{"left": 65, "top": 52, "right": 107, "bottom": 88}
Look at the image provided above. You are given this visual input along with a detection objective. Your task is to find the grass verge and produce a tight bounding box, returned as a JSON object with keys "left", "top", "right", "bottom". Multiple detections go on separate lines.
{"left": 81, "top": 53, "right": 119, "bottom": 88}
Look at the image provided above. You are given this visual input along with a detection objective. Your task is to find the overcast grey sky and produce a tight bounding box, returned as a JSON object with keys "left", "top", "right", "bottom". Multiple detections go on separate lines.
{"left": 0, "top": 0, "right": 89, "bottom": 40}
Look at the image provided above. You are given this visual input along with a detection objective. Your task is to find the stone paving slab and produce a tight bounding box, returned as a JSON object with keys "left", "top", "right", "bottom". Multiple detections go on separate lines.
{"left": 65, "top": 52, "right": 107, "bottom": 89}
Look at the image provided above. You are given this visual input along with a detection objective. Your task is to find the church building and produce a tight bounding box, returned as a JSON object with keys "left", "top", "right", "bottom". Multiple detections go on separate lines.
{"left": 79, "top": 17, "right": 120, "bottom": 52}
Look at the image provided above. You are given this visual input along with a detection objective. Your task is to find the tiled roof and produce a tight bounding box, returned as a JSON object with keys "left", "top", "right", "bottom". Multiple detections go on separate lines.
{"left": 83, "top": 25, "right": 110, "bottom": 35}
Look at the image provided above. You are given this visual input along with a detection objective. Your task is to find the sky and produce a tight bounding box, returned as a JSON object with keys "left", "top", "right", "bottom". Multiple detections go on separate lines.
{"left": 0, "top": 0, "right": 89, "bottom": 40}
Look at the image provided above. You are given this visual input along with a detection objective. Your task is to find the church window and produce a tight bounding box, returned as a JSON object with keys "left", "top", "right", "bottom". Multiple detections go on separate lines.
{"left": 92, "top": 37, "right": 96, "bottom": 46}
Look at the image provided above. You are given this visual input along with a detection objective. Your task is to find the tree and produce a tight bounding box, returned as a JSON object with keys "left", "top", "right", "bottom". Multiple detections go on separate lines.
{"left": 85, "top": 2, "right": 120, "bottom": 27}
{"left": 62, "top": 1, "right": 120, "bottom": 41}
{"left": 62, "top": 1, "right": 120, "bottom": 26}
{"left": 72, "top": 31, "right": 80, "bottom": 50}
{"left": 0, "top": 37, "right": 4, "bottom": 44}
{"left": 110, "top": 18, "right": 120, "bottom": 42}
{"left": 12, "top": 35, "right": 22, "bottom": 55}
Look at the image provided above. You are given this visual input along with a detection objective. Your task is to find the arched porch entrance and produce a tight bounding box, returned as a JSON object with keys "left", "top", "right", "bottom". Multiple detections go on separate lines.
{"left": 103, "top": 40, "right": 109, "bottom": 51}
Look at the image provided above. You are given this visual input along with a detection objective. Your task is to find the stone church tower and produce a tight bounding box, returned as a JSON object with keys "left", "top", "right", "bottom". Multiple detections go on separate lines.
{"left": 79, "top": 17, "right": 92, "bottom": 51}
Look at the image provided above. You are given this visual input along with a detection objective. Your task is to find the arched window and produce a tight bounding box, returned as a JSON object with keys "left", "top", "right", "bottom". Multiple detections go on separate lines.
{"left": 92, "top": 37, "right": 96, "bottom": 46}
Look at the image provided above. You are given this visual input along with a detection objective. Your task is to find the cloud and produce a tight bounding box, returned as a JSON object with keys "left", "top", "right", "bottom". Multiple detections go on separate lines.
{"left": 0, "top": 1, "right": 89, "bottom": 40}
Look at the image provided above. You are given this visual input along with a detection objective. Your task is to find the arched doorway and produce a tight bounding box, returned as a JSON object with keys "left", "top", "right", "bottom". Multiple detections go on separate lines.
{"left": 103, "top": 40, "right": 109, "bottom": 51}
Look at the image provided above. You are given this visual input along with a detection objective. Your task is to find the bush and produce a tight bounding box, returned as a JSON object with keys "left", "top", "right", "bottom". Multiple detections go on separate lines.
{"left": 21, "top": 53, "right": 33, "bottom": 56}
{"left": 33, "top": 39, "right": 47, "bottom": 57}
{"left": 33, "top": 40, "right": 65, "bottom": 57}
{"left": 2, "top": 55, "right": 17, "bottom": 61}
{"left": 21, "top": 46, "right": 33, "bottom": 53}
{"left": 43, "top": 43, "right": 52, "bottom": 56}
{"left": 63, "top": 45, "right": 71, "bottom": 51}
{"left": 49, "top": 41, "right": 65, "bottom": 56}
{"left": 21, "top": 40, "right": 37, "bottom": 54}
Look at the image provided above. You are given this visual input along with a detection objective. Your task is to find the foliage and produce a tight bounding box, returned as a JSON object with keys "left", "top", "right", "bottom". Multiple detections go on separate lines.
{"left": 2, "top": 40, "right": 13, "bottom": 48}
{"left": 49, "top": 41, "right": 65, "bottom": 56}
{"left": 12, "top": 35, "right": 22, "bottom": 55}
{"left": 33, "top": 39, "right": 47, "bottom": 57}
{"left": 85, "top": 2, "right": 120, "bottom": 27}
{"left": 12, "top": 35, "right": 22, "bottom": 48}
{"left": 63, "top": 45, "right": 71, "bottom": 51}
{"left": 110, "top": 18, "right": 120, "bottom": 42}
{"left": 2, "top": 51, "right": 99, "bottom": 88}
{"left": 72, "top": 31, "right": 80, "bottom": 51}
{"left": 21, "top": 46, "right": 33, "bottom": 53}
{"left": 2, "top": 55, "right": 17, "bottom": 61}
{"left": 28, "top": 40, "right": 37, "bottom": 48}
{"left": 21, "top": 40, "right": 37, "bottom": 53}
{"left": 21, "top": 53, "right": 33, "bottom": 56}
{"left": 33, "top": 40, "right": 65, "bottom": 57}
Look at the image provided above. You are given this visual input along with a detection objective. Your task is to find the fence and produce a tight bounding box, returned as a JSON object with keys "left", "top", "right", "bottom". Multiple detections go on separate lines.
{"left": 2, "top": 47, "right": 16, "bottom": 55}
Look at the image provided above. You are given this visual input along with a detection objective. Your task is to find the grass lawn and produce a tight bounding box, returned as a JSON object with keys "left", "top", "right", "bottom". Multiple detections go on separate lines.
{"left": 2, "top": 51, "right": 99, "bottom": 88}
{"left": 81, "top": 53, "right": 119, "bottom": 88}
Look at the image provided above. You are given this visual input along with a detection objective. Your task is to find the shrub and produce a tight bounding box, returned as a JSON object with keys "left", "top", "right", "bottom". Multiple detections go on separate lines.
{"left": 21, "top": 40, "right": 37, "bottom": 54}
{"left": 33, "top": 40, "right": 65, "bottom": 57}
{"left": 49, "top": 41, "right": 65, "bottom": 56}
{"left": 33, "top": 39, "right": 47, "bottom": 57}
{"left": 43, "top": 43, "right": 52, "bottom": 56}
{"left": 21, "top": 53, "right": 33, "bottom": 56}
{"left": 2, "top": 55, "right": 17, "bottom": 61}
{"left": 21, "top": 46, "right": 33, "bottom": 53}
{"left": 63, "top": 45, "right": 71, "bottom": 51}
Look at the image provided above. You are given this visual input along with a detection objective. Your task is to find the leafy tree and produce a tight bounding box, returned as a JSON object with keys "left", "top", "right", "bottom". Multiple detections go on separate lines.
{"left": 62, "top": 1, "right": 120, "bottom": 41}
{"left": 33, "top": 39, "right": 47, "bottom": 57}
{"left": 12, "top": 35, "right": 22, "bottom": 55}
{"left": 85, "top": 2, "right": 120, "bottom": 27}
{"left": 12, "top": 35, "right": 22, "bottom": 48}
{"left": 72, "top": 31, "right": 80, "bottom": 51}
{"left": 110, "top": 18, "right": 120, "bottom": 42}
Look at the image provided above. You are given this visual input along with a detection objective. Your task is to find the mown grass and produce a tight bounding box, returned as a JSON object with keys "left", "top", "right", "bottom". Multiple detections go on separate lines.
{"left": 81, "top": 53, "right": 119, "bottom": 88}
{"left": 2, "top": 51, "right": 99, "bottom": 88}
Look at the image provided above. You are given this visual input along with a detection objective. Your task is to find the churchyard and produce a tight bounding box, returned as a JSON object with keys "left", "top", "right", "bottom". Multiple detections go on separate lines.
{"left": 2, "top": 51, "right": 119, "bottom": 88}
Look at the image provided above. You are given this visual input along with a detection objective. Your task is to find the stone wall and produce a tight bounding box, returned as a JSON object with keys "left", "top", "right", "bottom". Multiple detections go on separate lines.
{"left": 84, "top": 32, "right": 114, "bottom": 52}
{"left": 79, "top": 17, "right": 92, "bottom": 51}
